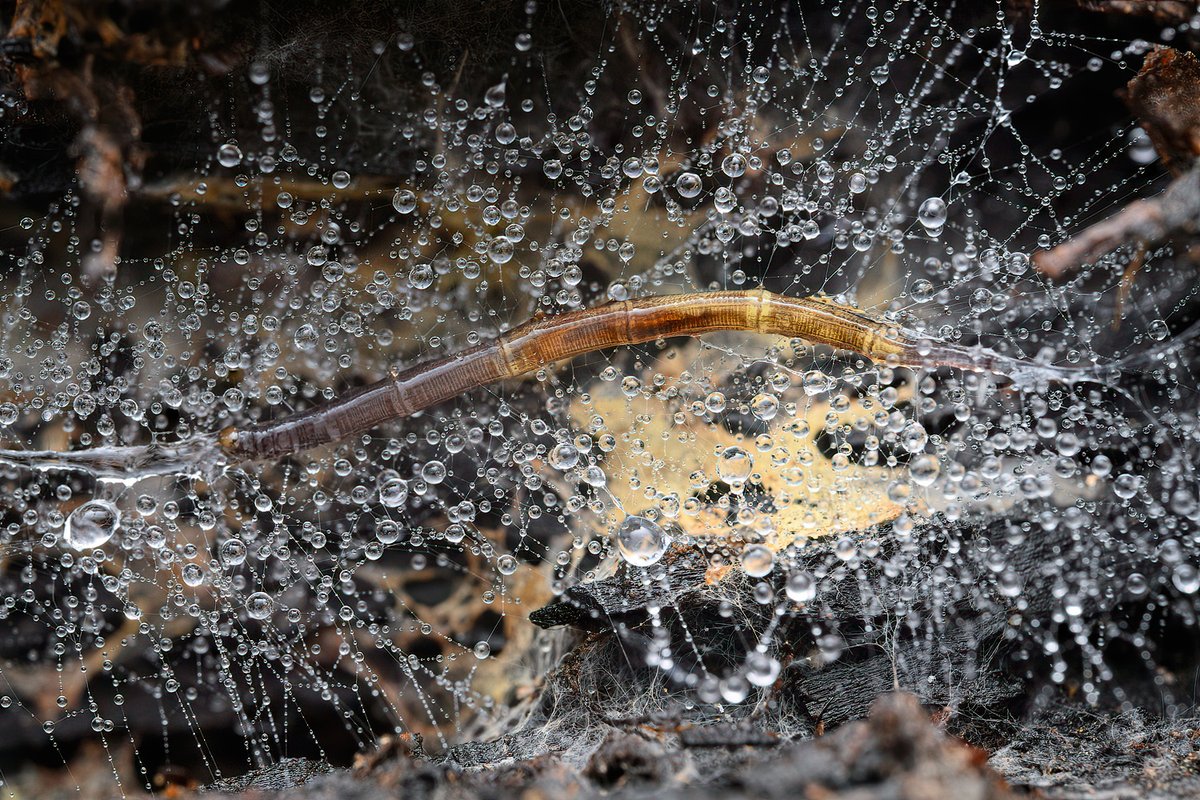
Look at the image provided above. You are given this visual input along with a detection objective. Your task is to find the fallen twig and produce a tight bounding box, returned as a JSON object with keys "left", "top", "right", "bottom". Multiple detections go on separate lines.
{"left": 1033, "top": 164, "right": 1200, "bottom": 279}
{"left": 1036, "top": 46, "right": 1200, "bottom": 279}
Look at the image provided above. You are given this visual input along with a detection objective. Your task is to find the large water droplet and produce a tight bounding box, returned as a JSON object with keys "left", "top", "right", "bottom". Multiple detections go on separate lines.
{"left": 393, "top": 189, "right": 417, "bottom": 214}
{"left": 740, "top": 544, "right": 775, "bottom": 577}
{"left": 548, "top": 443, "right": 579, "bottom": 470}
{"left": 294, "top": 323, "right": 318, "bottom": 350}
{"left": 379, "top": 477, "right": 410, "bottom": 508}
{"left": 485, "top": 80, "right": 507, "bottom": 108}
{"left": 246, "top": 592, "right": 273, "bottom": 620}
{"left": 64, "top": 500, "right": 120, "bottom": 551}
{"left": 220, "top": 539, "right": 247, "bottom": 566}
{"left": 616, "top": 515, "right": 670, "bottom": 567}
{"left": 786, "top": 571, "right": 817, "bottom": 602}
{"left": 716, "top": 446, "right": 753, "bottom": 486}
{"left": 917, "top": 197, "right": 947, "bottom": 231}
{"left": 1173, "top": 564, "right": 1200, "bottom": 594}
{"left": 721, "top": 153, "right": 747, "bottom": 178}
{"left": 217, "top": 143, "right": 243, "bottom": 168}
{"left": 675, "top": 172, "right": 702, "bottom": 198}
{"left": 909, "top": 454, "right": 941, "bottom": 487}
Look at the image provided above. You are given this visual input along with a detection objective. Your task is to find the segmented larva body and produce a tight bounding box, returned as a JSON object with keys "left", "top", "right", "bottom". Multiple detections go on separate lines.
{"left": 222, "top": 290, "right": 988, "bottom": 461}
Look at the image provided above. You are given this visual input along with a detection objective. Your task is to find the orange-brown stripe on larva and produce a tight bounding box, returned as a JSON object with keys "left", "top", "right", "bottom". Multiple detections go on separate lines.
{"left": 222, "top": 291, "right": 921, "bottom": 461}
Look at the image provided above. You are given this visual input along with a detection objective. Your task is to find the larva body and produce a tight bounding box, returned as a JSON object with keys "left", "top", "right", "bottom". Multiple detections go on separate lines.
{"left": 224, "top": 290, "right": 939, "bottom": 460}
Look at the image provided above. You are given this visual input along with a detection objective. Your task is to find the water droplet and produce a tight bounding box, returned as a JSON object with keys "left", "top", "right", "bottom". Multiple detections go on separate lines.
{"left": 616, "top": 515, "right": 670, "bottom": 567}
{"left": 246, "top": 592, "right": 273, "bottom": 620}
{"left": 294, "top": 323, "right": 318, "bottom": 350}
{"left": 548, "top": 443, "right": 579, "bottom": 470}
{"left": 751, "top": 393, "right": 778, "bottom": 421}
{"left": 380, "top": 477, "right": 410, "bottom": 507}
{"left": 1173, "top": 564, "right": 1200, "bottom": 594}
{"left": 64, "top": 500, "right": 120, "bottom": 551}
{"left": 910, "top": 279, "right": 935, "bottom": 302}
{"left": 721, "top": 153, "right": 747, "bottom": 178}
{"left": 485, "top": 80, "right": 507, "bottom": 108}
{"left": 675, "top": 172, "right": 702, "bottom": 198}
{"left": 720, "top": 674, "right": 750, "bottom": 703}
{"left": 408, "top": 263, "right": 435, "bottom": 289}
{"left": 217, "top": 143, "right": 243, "bottom": 168}
{"left": 182, "top": 564, "right": 205, "bottom": 587}
{"left": 740, "top": 544, "right": 774, "bottom": 577}
{"left": 393, "top": 189, "right": 417, "bottom": 214}
{"left": 704, "top": 391, "right": 726, "bottom": 414}
{"left": 220, "top": 539, "right": 247, "bottom": 566}
{"left": 487, "top": 237, "right": 514, "bottom": 264}
{"left": 1114, "top": 473, "right": 1142, "bottom": 500}
{"left": 716, "top": 446, "right": 753, "bottom": 487}
{"left": 745, "top": 651, "right": 779, "bottom": 686}
{"left": 421, "top": 460, "right": 447, "bottom": 484}
{"left": 786, "top": 571, "right": 817, "bottom": 602}
{"left": 909, "top": 454, "right": 941, "bottom": 487}
{"left": 917, "top": 196, "right": 947, "bottom": 231}
{"left": 901, "top": 421, "right": 928, "bottom": 454}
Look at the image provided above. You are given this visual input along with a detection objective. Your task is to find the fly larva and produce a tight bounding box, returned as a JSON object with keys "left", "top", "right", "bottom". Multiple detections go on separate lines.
{"left": 0, "top": 289, "right": 1130, "bottom": 481}
{"left": 219, "top": 289, "right": 1103, "bottom": 460}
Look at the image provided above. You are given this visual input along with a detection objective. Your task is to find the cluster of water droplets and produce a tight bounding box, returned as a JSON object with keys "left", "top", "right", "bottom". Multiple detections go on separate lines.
{"left": 0, "top": 1, "right": 1198, "bottom": 793}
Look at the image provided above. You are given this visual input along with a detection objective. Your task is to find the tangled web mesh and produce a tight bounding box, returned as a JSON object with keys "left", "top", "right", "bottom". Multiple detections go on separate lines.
{"left": 0, "top": 0, "right": 1199, "bottom": 795}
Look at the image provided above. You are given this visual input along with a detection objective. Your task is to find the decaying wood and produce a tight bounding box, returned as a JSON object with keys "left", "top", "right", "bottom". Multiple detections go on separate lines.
{"left": 1076, "top": 0, "right": 1198, "bottom": 25}
{"left": 1124, "top": 47, "right": 1200, "bottom": 175}
{"left": 1034, "top": 164, "right": 1200, "bottom": 278}
{"left": 201, "top": 693, "right": 1022, "bottom": 800}
{"left": 1007, "top": 0, "right": 1199, "bottom": 25}
{"left": 1035, "top": 46, "right": 1200, "bottom": 278}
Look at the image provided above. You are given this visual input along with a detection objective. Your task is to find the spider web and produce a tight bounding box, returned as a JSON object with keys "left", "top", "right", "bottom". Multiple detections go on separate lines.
{"left": 0, "top": 1, "right": 1197, "bottom": 796}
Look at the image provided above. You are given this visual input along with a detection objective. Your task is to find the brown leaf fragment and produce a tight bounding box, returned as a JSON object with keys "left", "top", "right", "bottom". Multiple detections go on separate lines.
{"left": 6, "top": 0, "right": 67, "bottom": 60}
